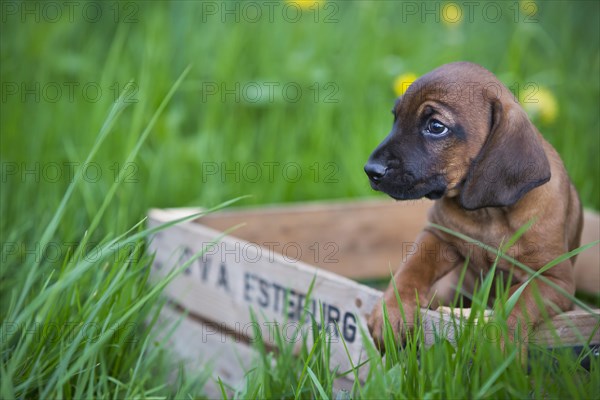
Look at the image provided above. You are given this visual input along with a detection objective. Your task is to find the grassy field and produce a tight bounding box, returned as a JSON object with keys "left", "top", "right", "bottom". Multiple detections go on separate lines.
{"left": 1, "top": 0, "right": 599, "bottom": 398}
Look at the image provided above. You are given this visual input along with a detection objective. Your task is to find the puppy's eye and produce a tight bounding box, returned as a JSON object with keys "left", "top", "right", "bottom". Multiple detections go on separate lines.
{"left": 424, "top": 119, "right": 449, "bottom": 137}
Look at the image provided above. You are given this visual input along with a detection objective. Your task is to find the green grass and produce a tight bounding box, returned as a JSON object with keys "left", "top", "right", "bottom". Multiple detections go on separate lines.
{"left": 1, "top": 1, "right": 599, "bottom": 398}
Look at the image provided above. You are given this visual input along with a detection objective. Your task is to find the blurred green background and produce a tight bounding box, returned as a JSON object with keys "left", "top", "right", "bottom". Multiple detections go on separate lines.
{"left": 2, "top": 1, "right": 599, "bottom": 397}
{"left": 2, "top": 0, "right": 599, "bottom": 238}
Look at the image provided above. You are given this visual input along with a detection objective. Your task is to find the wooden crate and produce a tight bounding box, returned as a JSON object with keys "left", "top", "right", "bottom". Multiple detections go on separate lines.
{"left": 147, "top": 199, "right": 600, "bottom": 394}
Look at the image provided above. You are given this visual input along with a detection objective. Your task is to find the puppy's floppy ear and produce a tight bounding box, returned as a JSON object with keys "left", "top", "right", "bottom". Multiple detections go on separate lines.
{"left": 459, "top": 99, "right": 551, "bottom": 210}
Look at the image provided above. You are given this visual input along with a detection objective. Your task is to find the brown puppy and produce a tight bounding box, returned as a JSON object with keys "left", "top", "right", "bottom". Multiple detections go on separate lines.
{"left": 365, "top": 62, "right": 583, "bottom": 349}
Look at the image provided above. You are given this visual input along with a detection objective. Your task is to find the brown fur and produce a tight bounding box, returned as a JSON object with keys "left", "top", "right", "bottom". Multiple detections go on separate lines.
{"left": 364, "top": 62, "right": 583, "bottom": 350}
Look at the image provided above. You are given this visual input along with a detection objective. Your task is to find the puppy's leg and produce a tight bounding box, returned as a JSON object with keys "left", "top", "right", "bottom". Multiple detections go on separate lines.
{"left": 505, "top": 260, "right": 575, "bottom": 345}
{"left": 368, "top": 230, "right": 461, "bottom": 351}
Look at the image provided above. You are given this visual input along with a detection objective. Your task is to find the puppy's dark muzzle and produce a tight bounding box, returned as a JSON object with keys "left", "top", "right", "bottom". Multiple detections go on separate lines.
{"left": 364, "top": 162, "right": 388, "bottom": 185}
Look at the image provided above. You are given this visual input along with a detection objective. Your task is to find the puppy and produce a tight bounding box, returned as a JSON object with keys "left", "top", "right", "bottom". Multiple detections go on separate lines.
{"left": 365, "top": 62, "right": 583, "bottom": 349}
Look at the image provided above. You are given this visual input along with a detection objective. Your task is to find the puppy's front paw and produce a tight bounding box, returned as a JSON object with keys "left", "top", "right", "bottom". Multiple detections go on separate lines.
{"left": 367, "top": 300, "right": 416, "bottom": 353}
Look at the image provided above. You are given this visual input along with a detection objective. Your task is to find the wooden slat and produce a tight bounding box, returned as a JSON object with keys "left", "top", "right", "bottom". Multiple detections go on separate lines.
{"left": 434, "top": 306, "right": 600, "bottom": 347}
{"left": 574, "top": 210, "right": 600, "bottom": 295}
{"left": 156, "top": 305, "right": 258, "bottom": 398}
{"left": 533, "top": 309, "right": 600, "bottom": 346}
{"left": 195, "top": 198, "right": 432, "bottom": 280}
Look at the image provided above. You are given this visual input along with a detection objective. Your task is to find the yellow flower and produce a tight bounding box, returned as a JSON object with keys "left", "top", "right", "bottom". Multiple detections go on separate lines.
{"left": 519, "top": 0, "right": 537, "bottom": 15}
{"left": 393, "top": 72, "right": 418, "bottom": 97}
{"left": 520, "top": 85, "right": 558, "bottom": 124}
{"left": 441, "top": 2, "right": 462, "bottom": 27}
{"left": 285, "top": 0, "right": 324, "bottom": 9}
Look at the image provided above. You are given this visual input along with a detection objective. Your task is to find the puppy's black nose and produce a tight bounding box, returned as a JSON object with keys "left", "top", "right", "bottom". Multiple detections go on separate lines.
{"left": 364, "top": 162, "right": 388, "bottom": 183}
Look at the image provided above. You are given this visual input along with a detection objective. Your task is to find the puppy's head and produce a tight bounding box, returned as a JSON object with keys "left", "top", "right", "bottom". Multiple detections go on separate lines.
{"left": 364, "top": 62, "right": 551, "bottom": 210}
